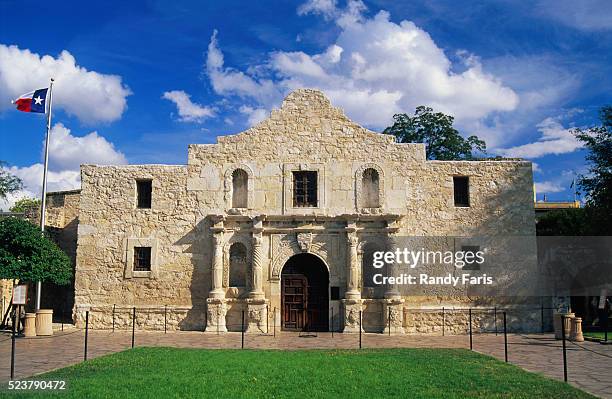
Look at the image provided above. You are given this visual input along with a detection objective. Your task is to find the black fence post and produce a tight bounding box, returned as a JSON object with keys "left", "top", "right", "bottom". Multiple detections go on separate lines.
{"left": 61, "top": 309, "right": 65, "bottom": 332}
{"left": 266, "top": 304, "right": 269, "bottom": 334}
{"left": 331, "top": 307, "right": 334, "bottom": 338}
{"left": 469, "top": 308, "right": 473, "bottom": 350}
{"left": 442, "top": 307, "right": 445, "bottom": 337}
{"left": 494, "top": 306, "right": 497, "bottom": 336}
{"left": 561, "top": 315, "right": 568, "bottom": 382}
{"left": 131, "top": 307, "right": 136, "bottom": 349}
{"left": 217, "top": 311, "right": 219, "bottom": 336}
{"left": 541, "top": 303, "right": 545, "bottom": 334}
{"left": 112, "top": 304, "right": 115, "bottom": 333}
{"left": 604, "top": 310, "right": 608, "bottom": 343}
{"left": 359, "top": 311, "right": 362, "bottom": 349}
{"left": 10, "top": 310, "right": 16, "bottom": 380}
{"left": 388, "top": 307, "right": 391, "bottom": 336}
{"left": 273, "top": 307, "right": 277, "bottom": 338}
{"left": 164, "top": 305, "right": 167, "bottom": 334}
{"left": 241, "top": 310, "right": 245, "bottom": 349}
{"left": 503, "top": 312, "right": 508, "bottom": 363}
{"left": 84, "top": 310, "right": 89, "bottom": 361}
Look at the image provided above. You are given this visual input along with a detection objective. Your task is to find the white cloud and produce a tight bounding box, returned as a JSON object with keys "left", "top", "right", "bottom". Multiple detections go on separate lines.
{"left": 0, "top": 165, "right": 80, "bottom": 211}
{"left": 535, "top": 180, "right": 565, "bottom": 194}
{"left": 205, "top": 2, "right": 519, "bottom": 129}
{"left": 46, "top": 123, "right": 127, "bottom": 170}
{"left": 497, "top": 117, "right": 583, "bottom": 158}
{"left": 536, "top": 0, "right": 612, "bottom": 30}
{"left": 206, "top": 30, "right": 281, "bottom": 105}
{"left": 0, "top": 44, "right": 131, "bottom": 123}
{"left": 162, "top": 90, "right": 216, "bottom": 122}
{"left": 239, "top": 106, "right": 269, "bottom": 126}
{"left": 0, "top": 123, "right": 126, "bottom": 210}
{"left": 297, "top": 0, "right": 338, "bottom": 19}
{"left": 532, "top": 162, "right": 541, "bottom": 173}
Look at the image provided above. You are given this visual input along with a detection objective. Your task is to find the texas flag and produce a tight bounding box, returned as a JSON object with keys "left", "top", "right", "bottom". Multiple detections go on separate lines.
{"left": 12, "top": 88, "right": 49, "bottom": 113}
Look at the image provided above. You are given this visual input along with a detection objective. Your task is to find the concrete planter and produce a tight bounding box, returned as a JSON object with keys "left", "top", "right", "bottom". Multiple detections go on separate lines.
{"left": 35, "top": 309, "right": 54, "bottom": 336}
{"left": 570, "top": 317, "right": 584, "bottom": 342}
{"left": 24, "top": 313, "right": 37, "bottom": 337}
{"left": 553, "top": 312, "right": 574, "bottom": 340}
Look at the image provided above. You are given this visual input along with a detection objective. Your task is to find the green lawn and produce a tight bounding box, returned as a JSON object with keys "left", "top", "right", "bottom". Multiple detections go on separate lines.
{"left": 583, "top": 331, "right": 610, "bottom": 340}
{"left": 1, "top": 348, "right": 594, "bottom": 399}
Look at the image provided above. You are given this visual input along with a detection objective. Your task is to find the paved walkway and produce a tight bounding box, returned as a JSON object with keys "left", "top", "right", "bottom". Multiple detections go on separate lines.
{"left": 1, "top": 328, "right": 610, "bottom": 398}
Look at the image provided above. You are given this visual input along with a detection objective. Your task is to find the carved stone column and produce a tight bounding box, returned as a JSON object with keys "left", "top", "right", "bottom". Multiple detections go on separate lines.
{"left": 205, "top": 300, "right": 227, "bottom": 333}
{"left": 383, "top": 299, "right": 405, "bottom": 335}
{"left": 209, "top": 229, "right": 225, "bottom": 300}
{"left": 341, "top": 299, "right": 363, "bottom": 333}
{"left": 249, "top": 233, "right": 265, "bottom": 300}
{"left": 343, "top": 223, "right": 363, "bottom": 333}
{"left": 247, "top": 217, "right": 268, "bottom": 333}
{"left": 345, "top": 228, "right": 361, "bottom": 301}
{"left": 206, "top": 219, "right": 227, "bottom": 333}
{"left": 384, "top": 234, "right": 401, "bottom": 299}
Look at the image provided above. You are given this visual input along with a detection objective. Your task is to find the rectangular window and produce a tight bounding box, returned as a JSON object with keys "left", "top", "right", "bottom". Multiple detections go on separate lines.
{"left": 453, "top": 176, "right": 470, "bottom": 207}
{"left": 330, "top": 286, "right": 340, "bottom": 300}
{"left": 461, "top": 245, "right": 481, "bottom": 271}
{"left": 133, "top": 247, "right": 152, "bottom": 271}
{"left": 293, "top": 171, "right": 317, "bottom": 207}
{"left": 136, "top": 180, "right": 152, "bottom": 209}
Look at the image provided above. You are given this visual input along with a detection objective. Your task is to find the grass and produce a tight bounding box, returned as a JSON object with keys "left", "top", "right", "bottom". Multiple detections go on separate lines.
{"left": 1, "top": 348, "right": 595, "bottom": 399}
{"left": 583, "top": 331, "right": 610, "bottom": 340}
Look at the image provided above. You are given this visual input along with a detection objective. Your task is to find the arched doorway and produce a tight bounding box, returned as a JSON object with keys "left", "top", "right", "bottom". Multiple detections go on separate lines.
{"left": 281, "top": 253, "right": 329, "bottom": 331}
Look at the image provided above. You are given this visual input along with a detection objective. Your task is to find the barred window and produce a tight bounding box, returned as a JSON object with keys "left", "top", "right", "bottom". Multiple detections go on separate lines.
{"left": 453, "top": 176, "right": 470, "bottom": 207}
{"left": 293, "top": 171, "right": 317, "bottom": 207}
{"left": 136, "top": 180, "right": 152, "bottom": 209}
{"left": 133, "top": 247, "right": 152, "bottom": 271}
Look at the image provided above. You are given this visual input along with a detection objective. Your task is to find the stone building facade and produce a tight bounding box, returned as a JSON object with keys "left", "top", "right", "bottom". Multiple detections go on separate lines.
{"left": 67, "top": 89, "right": 536, "bottom": 333}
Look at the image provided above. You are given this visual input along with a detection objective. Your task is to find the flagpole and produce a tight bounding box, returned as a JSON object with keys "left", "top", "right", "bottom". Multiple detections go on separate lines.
{"left": 36, "top": 78, "right": 54, "bottom": 311}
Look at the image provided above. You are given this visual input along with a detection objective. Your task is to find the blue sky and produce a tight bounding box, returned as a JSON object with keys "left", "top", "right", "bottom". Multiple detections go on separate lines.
{"left": 1, "top": 0, "right": 611, "bottom": 209}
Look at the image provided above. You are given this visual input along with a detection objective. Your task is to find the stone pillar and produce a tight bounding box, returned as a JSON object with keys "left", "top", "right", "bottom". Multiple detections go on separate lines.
{"left": 342, "top": 299, "right": 363, "bottom": 333}
{"left": 383, "top": 299, "right": 405, "bottom": 335}
{"left": 209, "top": 230, "right": 225, "bottom": 300}
{"left": 249, "top": 233, "right": 265, "bottom": 300}
{"left": 205, "top": 300, "right": 227, "bottom": 333}
{"left": 343, "top": 224, "right": 363, "bottom": 333}
{"left": 345, "top": 229, "right": 361, "bottom": 301}
{"left": 384, "top": 235, "right": 401, "bottom": 299}
{"left": 246, "top": 299, "right": 269, "bottom": 334}
{"left": 206, "top": 222, "right": 227, "bottom": 333}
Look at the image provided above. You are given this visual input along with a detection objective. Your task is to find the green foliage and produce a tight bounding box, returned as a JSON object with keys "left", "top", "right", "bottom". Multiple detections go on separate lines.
{"left": 9, "top": 197, "right": 41, "bottom": 213}
{"left": 573, "top": 105, "right": 612, "bottom": 234}
{"left": 383, "top": 106, "right": 487, "bottom": 160}
{"left": 0, "top": 217, "right": 72, "bottom": 285}
{"left": 536, "top": 209, "right": 589, "bottom": 236}
{"left": 0, "top": 160, "right": 23, "bottom": 199}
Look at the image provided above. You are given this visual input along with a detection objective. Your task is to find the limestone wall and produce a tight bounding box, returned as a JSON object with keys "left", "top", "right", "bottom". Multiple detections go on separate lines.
{"left": 72, "top": 89, "right": 537, "bottom": 331}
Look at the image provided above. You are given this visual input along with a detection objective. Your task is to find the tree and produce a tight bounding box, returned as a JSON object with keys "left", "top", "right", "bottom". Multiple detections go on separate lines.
{"left": 383, "top": 106, "right": 486, "bottom": 160}
{"left": 0, "top": 161, "right": 23, "bottom": 199}
{"left": 10, "top": 198, "right": 41, "bottom": 213}
{"left": 573, "top": 105, "right": 612, "bottom": 234}
{"left": 0, "top": 217, "right": 71, "bottom": 285}
{"left": 536, "top": 208, "right": 589, "bottom": 236}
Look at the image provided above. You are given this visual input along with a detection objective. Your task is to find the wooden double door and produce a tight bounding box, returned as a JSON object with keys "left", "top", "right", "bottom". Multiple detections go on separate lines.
{"left": 281, "top": 254, "right": 329, "bottom": 331}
